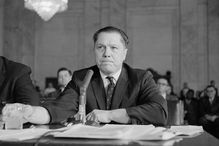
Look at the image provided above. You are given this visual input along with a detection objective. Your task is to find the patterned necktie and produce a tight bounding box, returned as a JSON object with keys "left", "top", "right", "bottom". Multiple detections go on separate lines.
{"left": 106, "top": 76, "right": 115, "bottom": 110}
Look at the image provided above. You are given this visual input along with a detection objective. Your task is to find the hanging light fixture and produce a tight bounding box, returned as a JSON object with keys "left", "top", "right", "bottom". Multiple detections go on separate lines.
{"left": 24, "top": 0, "right": 68, "bottom": 21}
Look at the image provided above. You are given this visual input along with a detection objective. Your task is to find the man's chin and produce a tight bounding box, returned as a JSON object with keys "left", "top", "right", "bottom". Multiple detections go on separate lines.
{"left": 99, "top": 67, "right": 114, "bottom": 75}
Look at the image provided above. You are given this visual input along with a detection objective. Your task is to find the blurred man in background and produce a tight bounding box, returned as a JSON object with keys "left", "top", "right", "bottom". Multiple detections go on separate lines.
{"left": 47, "top": 67, "right": 72, "bottom": 99}
{"left": 199, "top": 85, "right": 219, "bottom": 138}
{"left": 157, "top": 77, "right": 169, "bottom": 99}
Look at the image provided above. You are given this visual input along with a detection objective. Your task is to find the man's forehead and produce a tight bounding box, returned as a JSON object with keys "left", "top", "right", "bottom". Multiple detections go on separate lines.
{"left": 98, "top": 31, "right": 121, "bottom": 37}
{"left": 59, "top": 70, "right": 70, "bottom": 75}
{"left": 96, "top": 32, "right": 126, "bottom": 48}
{"left": 97, "top": 31, "right": 123, "bottom": 40}
{"left": 158, "top": 79, "right": 168, "bottom": 83}
{"left": 207, "top": 87, "right": 215, "bottom": 91}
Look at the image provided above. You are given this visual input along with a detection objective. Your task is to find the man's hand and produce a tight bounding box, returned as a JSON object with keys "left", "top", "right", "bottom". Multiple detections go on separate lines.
{"left": 86, "top": 109, "right": 112, "bottom": 123}
{"left": 2, "top": 103, "right": 33, "bottom": 124}
{"left": 205, "top": 114, "right": 218, "bottom": 122}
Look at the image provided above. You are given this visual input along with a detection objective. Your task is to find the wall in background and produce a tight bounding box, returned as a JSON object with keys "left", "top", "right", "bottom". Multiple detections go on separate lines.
{"left": 0, "top": 0, "right": 3, "bottom": 55}
{"left": 208, "top": 0, "right": 219, "bottom": 87}
{"left": 0, "top": 0, "right": 218, "bottom": 94}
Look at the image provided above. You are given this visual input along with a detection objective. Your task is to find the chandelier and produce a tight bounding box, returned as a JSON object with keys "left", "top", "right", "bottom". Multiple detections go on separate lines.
{"left": 24, "top": 0, "right": 68, "bottom": 21}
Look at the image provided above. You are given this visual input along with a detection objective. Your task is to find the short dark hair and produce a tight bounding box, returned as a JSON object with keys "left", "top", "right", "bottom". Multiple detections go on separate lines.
{"left": 93, "top": 26, "right": 129, "bottom": 47}
{"left": 57, "top": 67, "right": 72, "bottom": 76}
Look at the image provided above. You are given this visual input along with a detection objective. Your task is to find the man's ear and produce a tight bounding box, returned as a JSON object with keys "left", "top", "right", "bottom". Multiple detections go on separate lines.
{"left": 123, "top": 48, "right": 128, "bottom": 61}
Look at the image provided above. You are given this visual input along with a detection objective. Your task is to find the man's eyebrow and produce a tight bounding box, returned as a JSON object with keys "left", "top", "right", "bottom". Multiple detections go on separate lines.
{"left": 96, "top": 43, "right": 104, "bottom": 45}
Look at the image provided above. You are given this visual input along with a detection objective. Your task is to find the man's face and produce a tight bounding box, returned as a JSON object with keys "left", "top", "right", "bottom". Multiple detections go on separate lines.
{"left": 157, "top": 79, "right": 169, "bottom": 94}
{"left": 58, "top": 70, "right": 72, "bottom": 87}
{"left": 94, "top": 32, "right": 127, "bottom": 75}
{"left": 206, "top": 87, "right": 216, "bottom": 99}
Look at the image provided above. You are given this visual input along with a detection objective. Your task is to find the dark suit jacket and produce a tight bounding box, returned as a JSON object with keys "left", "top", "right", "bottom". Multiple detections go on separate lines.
{"left": 184, "top": 98, "right": 199, "bottom": 125}
{"left": 199, "top": 96, "right": 219, "bottom": 118}
{"left": 198, "top": 96, "right": 219, "bottom": 138}
{"left": 45, "top": 63, "right": 167, "bottom": 126}
{"left": 0, "top": 56, "right": 39, "bottom": 112}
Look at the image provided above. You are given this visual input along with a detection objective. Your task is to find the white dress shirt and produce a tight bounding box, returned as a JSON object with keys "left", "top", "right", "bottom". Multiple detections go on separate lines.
{"left": 99, "top": 69, "right": 122, "bottom": 93}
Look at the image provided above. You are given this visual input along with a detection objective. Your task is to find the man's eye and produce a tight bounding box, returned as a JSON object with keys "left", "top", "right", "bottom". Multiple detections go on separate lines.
{"left": 111, "top": 46, "right": 118, "bottom": 50}
{"left": 97, "top": 46, "right": 104, "bottom": 50}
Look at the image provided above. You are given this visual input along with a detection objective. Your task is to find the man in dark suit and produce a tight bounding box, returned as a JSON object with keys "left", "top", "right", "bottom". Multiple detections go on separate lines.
{"left": 184, "top": 89, "right": 198, "bottom": 125}
{"left": 2, "top": 26, "right": 167, "bottom": 126}
{"left": 0, "top": 56, "right": 39, "bottom": 112}
{"left": 199, "top": 85, "right": 219, "bottom": 138}
{"left": 46, "top": 67, "right": 72, "bottom": 99}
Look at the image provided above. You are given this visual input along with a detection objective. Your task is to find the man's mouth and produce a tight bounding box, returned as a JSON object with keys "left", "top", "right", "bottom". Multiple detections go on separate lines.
{"left": 101, "top": 60, "right": 113, "bottom": 63}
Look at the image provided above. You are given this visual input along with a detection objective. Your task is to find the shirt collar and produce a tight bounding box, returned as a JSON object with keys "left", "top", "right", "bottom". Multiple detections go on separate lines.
{"left": 99, "top": 68, "right": 122, "bottom": 85}
{"left": 161, "top": 93, "right": 166, "bottom": 99}
{"left": 209, "top": 96, "right": 215, "bottom": 103}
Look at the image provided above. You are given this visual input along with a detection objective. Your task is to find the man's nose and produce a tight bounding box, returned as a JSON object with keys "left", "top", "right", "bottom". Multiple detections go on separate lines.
{"left": 103, "top": 47, "right": 111, "bottom": 57}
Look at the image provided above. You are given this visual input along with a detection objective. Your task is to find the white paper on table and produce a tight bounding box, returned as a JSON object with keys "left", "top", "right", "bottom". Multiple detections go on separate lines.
{"left": 54, "top": 124, "right": 177, "bottom": 140}
{"left": 0, "top": 128, "right": 50, "bottom": 141}
{"left": 1, "top": 124, "right": 201, "bottom": 141}
{"left": 0, "top": 126, "right": 69, "bottom": 141}
{"left": 169, "top": 125, "right": 204, "bottom": 136}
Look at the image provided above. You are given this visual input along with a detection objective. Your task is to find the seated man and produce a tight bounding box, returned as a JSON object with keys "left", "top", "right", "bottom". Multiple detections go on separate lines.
{"left": 156, "top": 77, "right": 169, "bottom": 99}
{"left": 2, "top": 26, "right": 167, "bottom": 126}
{"left": 56, "top": 67, "right": 72, "bottom": 93}
{"left": 199, "top": 85, "right": 219, "bottom": 138}
{"left": 0, "top": 56, "right": 40, "bottom": 112}
{"left": 47, "top": 67, "right": 72, "bottom": 99}
{"left": 184, "top": 89, "right": 198, "bottom": 125}
{"left": 156, "top": 77, "right": 178, "bottom": 101}
{"left": 179, "top": 82, "right": 190, "bottom": 101}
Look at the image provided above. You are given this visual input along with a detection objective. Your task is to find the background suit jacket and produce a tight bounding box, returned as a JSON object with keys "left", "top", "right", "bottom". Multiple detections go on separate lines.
{"left": 199, "top": 96, "right": 219, "bottom": 118}
{"left": 45, "top": 63, "right": 167, "bottom": 126}
{"left": 0, "top": 56, "right": 39, "bottom": 112}
{"left": 198, "top": 96, "right": 219, "bottom": 138}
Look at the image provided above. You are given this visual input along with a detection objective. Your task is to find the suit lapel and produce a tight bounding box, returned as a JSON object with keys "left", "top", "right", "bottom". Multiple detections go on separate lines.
{"left": 111, "top": 67, "right": 129, "bottom": 109}
{"left": 91, "top": 73, "right": 106, "bottom": 110}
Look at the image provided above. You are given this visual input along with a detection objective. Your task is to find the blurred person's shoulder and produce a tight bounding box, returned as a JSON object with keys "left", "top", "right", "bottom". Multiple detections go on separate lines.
{"left": 1, "top": 56, "right": 31, "bottom": 76}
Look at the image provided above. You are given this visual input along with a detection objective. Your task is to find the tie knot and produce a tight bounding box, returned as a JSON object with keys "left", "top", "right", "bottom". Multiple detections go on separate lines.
{"left": 106, "top": 76, "right": 114, "bottom": 84}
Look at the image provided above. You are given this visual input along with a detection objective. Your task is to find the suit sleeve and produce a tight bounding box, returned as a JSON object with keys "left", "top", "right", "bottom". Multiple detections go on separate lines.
{"left": 126, "top": 71, "right": 168, "bottom": 126}
{"left": 42, "top": 73, "right": 80, "bottom": 123}
{"left": 14, "top": 66, "right": 40, "bottom": 106}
